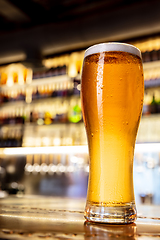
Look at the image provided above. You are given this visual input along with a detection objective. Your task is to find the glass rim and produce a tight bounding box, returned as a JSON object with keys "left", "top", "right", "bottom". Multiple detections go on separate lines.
{"left": 84, "top": 42, "right": 142, "bottom": 59}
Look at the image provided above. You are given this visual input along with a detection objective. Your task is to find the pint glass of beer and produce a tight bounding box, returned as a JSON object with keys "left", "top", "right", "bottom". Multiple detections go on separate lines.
{"left": 81, "top": 42, "right": 144, "bottom": 224}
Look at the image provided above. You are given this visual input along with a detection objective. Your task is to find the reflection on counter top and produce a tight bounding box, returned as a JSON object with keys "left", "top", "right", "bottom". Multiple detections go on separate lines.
{"left": 0, "top": 196, "right": 160, "bottom": 239}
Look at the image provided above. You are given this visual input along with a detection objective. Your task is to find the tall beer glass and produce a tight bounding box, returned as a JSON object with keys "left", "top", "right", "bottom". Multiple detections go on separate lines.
{"left": 81, "top": 42, "right": 144, "bottom": 224}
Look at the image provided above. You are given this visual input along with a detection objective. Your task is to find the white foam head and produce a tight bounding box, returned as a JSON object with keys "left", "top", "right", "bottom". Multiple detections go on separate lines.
{"left": 84, "top": 42, "right": 142, "bottom": 59}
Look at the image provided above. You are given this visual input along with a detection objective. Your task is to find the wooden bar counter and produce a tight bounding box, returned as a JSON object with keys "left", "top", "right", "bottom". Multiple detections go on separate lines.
{"left": 0, "top": 195, "right": 160, "bottom": 239}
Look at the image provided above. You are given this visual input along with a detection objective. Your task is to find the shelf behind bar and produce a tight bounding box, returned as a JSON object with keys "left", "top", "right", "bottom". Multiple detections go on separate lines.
{"left": 145, "top": 78, "right": 160, "bottom": 88}
{"left": 0, "top": 93, "right": 80, "bottom": 110}
{"left": 0, "top": 143, "right": 160, "bottom": 157}
{"left": 0, "top": 75, "right": 70, "bottom": 91}
{"left": 0, "top": 145, "right": 88, "bottom": 156}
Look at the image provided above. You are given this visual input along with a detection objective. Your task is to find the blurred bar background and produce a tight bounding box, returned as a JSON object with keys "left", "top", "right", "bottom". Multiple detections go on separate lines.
{"left": 0, "top": 0, "right": 160, "bottom": 205}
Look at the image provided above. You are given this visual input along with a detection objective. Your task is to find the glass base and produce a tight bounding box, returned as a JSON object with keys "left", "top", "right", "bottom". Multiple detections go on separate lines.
{"left": 84, "top": 201, "right": 137, "bottom": 224}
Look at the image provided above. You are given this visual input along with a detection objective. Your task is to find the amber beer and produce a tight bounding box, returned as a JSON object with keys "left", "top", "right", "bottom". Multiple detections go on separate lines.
{"left": 81, "top": 43, "right": 144, "bottom": 223}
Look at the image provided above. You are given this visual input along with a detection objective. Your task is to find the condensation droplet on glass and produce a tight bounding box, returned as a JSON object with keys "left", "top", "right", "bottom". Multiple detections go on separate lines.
{"left": 126, "top": 122, "right": 128, "bottom": 125}
{"left": 91, "top": 133, "right": 94, "bottom": 137}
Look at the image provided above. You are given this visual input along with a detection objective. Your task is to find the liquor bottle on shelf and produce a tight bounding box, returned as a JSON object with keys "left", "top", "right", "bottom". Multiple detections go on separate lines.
{"left": 0, "top": 131, "right": 7, "bottom": 147}
{"left": 48, "top": 84, "right": 53, "bottom": 98}
{"left": 0, "top": 72, "right": 8, "bottom": 85}
{"left": 0, "top": 88, "right": 26, "bottom": 103}
{"left": 7, "top": 130, "right": 16, "bottom": 147}
{"left": 150, "top": 94, "right": 157, "bottom": 114}
{"left": 1, "top": 112, "right": 8, "bottom": 125}
{"left": 51, "top": 83, "right": 57, "bottom": 98}
{"left": 36, "top": 112, "right": 44, "bottom": 126}
{"left": 15, "top": 129, "right": 23, "bottom": 147}
{"left": 155, "top": 92, "right": 160, "bottom": 113}
{"left": 142, "top": 51, "right": 151, "bottom": 63}
{"left": 13, "top": 72, "right": 18, "bottom": 84}
{"left": 68, "top": 98, "right": 82, "bottom": 123}
{"left": 29, "top": 110, "right": 38, "bottom": 123}
{"left": 17, "top": 89, "right": 25, "bottom": 101}
{"left": 0, "top": 92, "right": 9, "bottom": 103}
{"left": 8, "top": 112, "right": 16, "bottom": 125}
{"left": 44, "top": 111, "right": 53, "bottom": 125}
{"left": 30, "top": 78, "right": 80, "bottom": 101}
{"left": 1, "top": 108, "right": 26, "bottom": 126}
{"left": 32, "top": 66, "right": 67, "bottom": 80}
{"left": 57, "top": 82, "right": 64, "bottom": 98}
{"left": 143, "top": 90, "right": 160, "bottom": 115}
{"left": 57, "top": 82, "right": 64, "bottom": 97}
{"left": 157, "top": 102, "right": 160, "bottom": 113}
{"left": 44, "top": 85, "right": 52, "bottom": 98}
{"left": 62, "top": 81, "right": 68, "bottom": 97}
{"left": 8, "top": 130, "right": 15, "bottom": 147}
{"left": 32, "top": 87, "right": 39, "bottom": 100}
{"left": 66, "top": 80, "right": 74, "bottom": 96}
{"left": 0, "top": 128, "right": 23, "bottom": 148}
{"left": 53, "top": 83, "right": 60, "bottom": 98}
{"left": 15, "top": 108, "right": 26, "bottom": 124}
{"left": 73, "top": 78, "right": 81, "bottom": 95}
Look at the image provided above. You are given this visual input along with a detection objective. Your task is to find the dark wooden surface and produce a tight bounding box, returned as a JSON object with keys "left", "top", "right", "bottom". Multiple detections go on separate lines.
{"left": 0, "top": 196, "right": 160, "bottom": 239}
